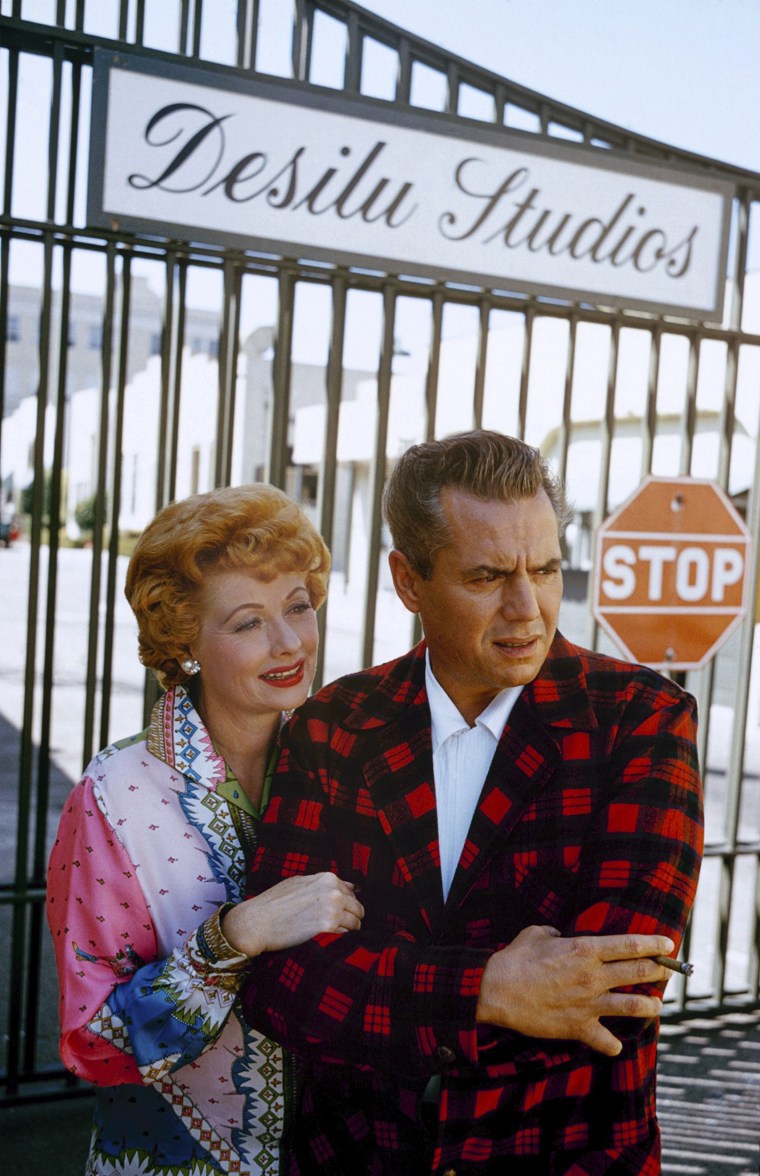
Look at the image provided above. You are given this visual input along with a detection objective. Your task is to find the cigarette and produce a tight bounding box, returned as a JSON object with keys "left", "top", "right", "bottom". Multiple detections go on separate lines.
{"left": 653, "top": 955, "right": 694, "bottom": 976}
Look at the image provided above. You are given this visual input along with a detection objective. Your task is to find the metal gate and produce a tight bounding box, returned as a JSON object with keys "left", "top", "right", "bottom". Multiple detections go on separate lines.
{"left": 1, "top": 0, "right": 759, "bottom": 1103}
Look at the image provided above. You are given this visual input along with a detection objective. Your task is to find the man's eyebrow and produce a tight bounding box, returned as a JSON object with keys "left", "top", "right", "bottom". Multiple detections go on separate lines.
{"left": 464, "top": 556, "right": 562, "bottom": 577}
{"left": 465, "top": 562, "right": 511, "bottom": 577}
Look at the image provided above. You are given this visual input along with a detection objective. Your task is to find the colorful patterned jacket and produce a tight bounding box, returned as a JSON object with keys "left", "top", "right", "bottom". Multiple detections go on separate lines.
{"left": 47, "top": 685, "right": 293, "bottom": 1176}
{"left": 240, "top": 634, "right": 704, "bottom": 1175}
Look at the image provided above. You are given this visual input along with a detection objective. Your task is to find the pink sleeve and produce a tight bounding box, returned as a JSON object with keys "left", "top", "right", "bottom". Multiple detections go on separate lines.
{"left": 47, "top": 775, "right": 157, "bottom": 1085}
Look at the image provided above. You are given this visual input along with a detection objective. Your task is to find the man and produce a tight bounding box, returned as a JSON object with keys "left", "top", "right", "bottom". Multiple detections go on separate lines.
{"left": 241, "top": 431, "right": 703, "bottom": 1174}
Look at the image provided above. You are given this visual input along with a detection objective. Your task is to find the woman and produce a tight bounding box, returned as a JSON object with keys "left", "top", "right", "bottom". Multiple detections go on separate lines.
{"left": 47, "top": 484, "right": 364, "bottom": 1175}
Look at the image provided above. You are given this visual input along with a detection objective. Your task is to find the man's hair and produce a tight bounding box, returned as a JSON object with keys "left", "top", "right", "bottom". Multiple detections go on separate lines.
{"left": 382, "top": 429, "right": 571, "bottom": 578}
{"left": 125, "top": 484, "right": 330, "bottom": 688}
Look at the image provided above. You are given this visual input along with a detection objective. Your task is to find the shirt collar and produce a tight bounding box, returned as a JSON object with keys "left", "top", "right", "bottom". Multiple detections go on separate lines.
{"left": 425, "top": 650, "right": 523, "bottom": 754}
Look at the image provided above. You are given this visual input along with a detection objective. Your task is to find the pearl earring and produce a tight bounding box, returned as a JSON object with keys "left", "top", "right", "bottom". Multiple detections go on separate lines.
{"left": 180, "top": 657, "right": 201, "bottom": 676}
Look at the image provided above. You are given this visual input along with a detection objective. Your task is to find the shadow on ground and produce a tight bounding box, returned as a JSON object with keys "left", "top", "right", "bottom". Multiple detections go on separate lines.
{"left": 2, "top": 1094, "right": 93, "bottom": 1175}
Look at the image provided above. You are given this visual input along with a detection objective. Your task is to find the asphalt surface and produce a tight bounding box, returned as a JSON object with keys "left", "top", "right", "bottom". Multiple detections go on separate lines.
{"left": 2, "top": 1010, "right": 759, "bottom": 1175}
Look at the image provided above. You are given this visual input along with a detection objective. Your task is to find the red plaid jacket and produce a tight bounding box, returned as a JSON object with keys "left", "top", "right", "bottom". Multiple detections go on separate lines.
{"left": 241, "top": 634, "right": 703, "bottom": 1175}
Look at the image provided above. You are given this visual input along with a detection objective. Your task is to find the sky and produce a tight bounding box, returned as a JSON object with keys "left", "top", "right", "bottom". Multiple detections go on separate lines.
{"left": 356, "top": 0, "right": 760, "bottom": 174}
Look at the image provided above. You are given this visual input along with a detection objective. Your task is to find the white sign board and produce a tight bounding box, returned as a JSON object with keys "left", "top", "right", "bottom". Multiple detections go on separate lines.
{"left": 89, "top": 52, "right": 734, "bottom": 320}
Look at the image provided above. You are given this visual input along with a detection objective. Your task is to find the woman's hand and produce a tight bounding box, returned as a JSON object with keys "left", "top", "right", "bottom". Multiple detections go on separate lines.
{"left": 221, "top": 872, "right": 364, "bottom": 958}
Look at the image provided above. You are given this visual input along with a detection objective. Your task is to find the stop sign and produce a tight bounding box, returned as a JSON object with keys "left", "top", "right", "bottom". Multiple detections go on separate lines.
{"left": 592, "top": 476, "right": 752, "bottom": 669}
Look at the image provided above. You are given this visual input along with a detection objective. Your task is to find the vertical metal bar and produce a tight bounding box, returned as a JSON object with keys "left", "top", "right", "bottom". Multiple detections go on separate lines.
{"left": 0, "top": 238, "right": 9, "bottom": 460}
{"left": 26, "top": 232, "right": 75, "bottom": 1079}
{"left": 445, "top": 60, "right": 459, "bottom": 115}
{"left": 713, "top": 366, "right": 760, "bottom": 1003}
{"left": 344, "top": 8, "right": 362, "bottom": 93}
{"left": 555, "top": 314, "right": 577, "bottom": 490}
{"left": 751, "top": 858, "right": 760, "bottom": 1002}
{"left": 268, "top": 268, "right": 295, "bottom": 488}
{"left": 167, "top": 262, "right": 188, "bottom": 501}
{"left": 134, "top": 0, "right": 146, "bottom": 46}
{"left": 82, "top": 245, "right": 117, "bottom": 764}
{"left": 2, "top": 45, "right": 18, "bottom": 217}
{"left": 24, "top": 239, "right": 78, "bottom": 1078}
{"left": 588, "top": 323, "right": 619, "bottom": 650}
{"left": 25, "top": 104, "right": 81, "bottom": 993}
{"left": 494, "top": 82, "right": 506, "bottom": 126}
{"left": 100, "top": 248, "right": 132, "bottom": 748}
{"left": 0, "top": 47, "right": 16, "bottom": 448}
{"left": 725, "top": 427, "right": 760, "bottom": 999}
{"left": 708, "top": 196, "right": 750, "bottom": 1005}
{"left": 361, "top": 283, "right": 395, "bottom": 670}
{"left": 641, "top": 327, "right": 660, "bottom": 477}
{"left": 236, "top": 0, "right": 251, "bottom": 69}
{"left": 0, "top": 47, "right": 17, "bottom": 497}
{"left": 316, "top": 273, "right": 346, "bottom": 557}
{"left": 179, "top": 0, "right": 191, "bottom": 56}
{"left": 63, "top": 54, "right": 81, "bottom": 227}
{"left": 154, "top": 257, "right": 173, "bottom": 510}
{"left": 46, "top": 47, "right": 62, "bottom": 223}
{"left": 314, "top": 273, "right": 347, "bottom": 690}
{"left": 716, "top": 193, "right": 748, "bottom": 487}
{"left": 292, "top": 0, "right": 310, "bottom": 81}
{"left": 248, "top": 0, "right": 261, "bottom": 71}
{"left": 694, "top": 655, "right": 715, "bottom": 795}
{"left": 677, "top": 912, "right": 693, "bottom": 1013}
{"left": 155, "top": 254, "right": 185, "bottom": 511}
{"left": 516, "top": 307, "right": 535, "bottom": 440}
{"left": 681, "top": 334, "right": 699, "bottom": 476}
{"left": 687, "top": 315, "right": 717, "bottom": 788}
{"left": 118, "top": 0, "right": 130, "bottom": 43}
{"left": 424, "top": 290, "right": 443, "bottom": 442}
{"left": 191, "top": 0, "right": 204, "bottom": 58}
{"left": 472, "top": 300, "right": 489, "bottom": 429}
{"left": 407, "top": 289, "right": 444, "bottom": 648}
{"left": 717, "top": 345, "right": 738, "bottom": 490}
{"left": 215, "top": 258, "right": 242, "bottom": 486}
{"left": 396, "top": 37, "right": 412, "bottom": 105}
{"left": 599, "top": 322, "right": 621, "bottom": 516}
{"left": 6, "top": 234, "right": 55, "bottom": 1095}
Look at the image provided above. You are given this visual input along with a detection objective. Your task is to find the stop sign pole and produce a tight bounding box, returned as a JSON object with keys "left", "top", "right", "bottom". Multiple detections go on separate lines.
{"left": 592, "top": 476, "right": 752, "bottom": 671}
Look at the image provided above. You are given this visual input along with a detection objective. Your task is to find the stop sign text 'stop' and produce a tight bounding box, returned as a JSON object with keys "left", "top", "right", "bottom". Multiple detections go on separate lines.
{"left": 592, "top": 476, "right": 752, "bottom": 670}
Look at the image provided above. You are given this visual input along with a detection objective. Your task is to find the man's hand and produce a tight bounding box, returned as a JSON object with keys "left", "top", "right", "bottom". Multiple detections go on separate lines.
{"left": 476, "top": 924, "right": 675, "bottom": 1056}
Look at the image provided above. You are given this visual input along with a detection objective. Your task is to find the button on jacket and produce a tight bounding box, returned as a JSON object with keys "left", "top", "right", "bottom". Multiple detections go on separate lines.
{"left": 240, "top": 634, "right": 704, "bottom": 1175}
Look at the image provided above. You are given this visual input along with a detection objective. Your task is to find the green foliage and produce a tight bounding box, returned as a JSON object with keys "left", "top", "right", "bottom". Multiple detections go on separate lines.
{"left": 74, "top": 494, "right": 100, "bottom": 535}
{"left": 21, "top": 470, "right": 56, "bottom": 521}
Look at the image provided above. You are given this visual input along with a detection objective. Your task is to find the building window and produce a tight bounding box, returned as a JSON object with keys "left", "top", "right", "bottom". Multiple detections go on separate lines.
{"left": 89, "top": 323, "right": 102, "bottom": 350}
{"left": 7, "top": 315, "right": 21, "bottom": 342}
{"left": 150, "top": 332, "right": 162, "bottom": 356}
{"left": 191, "top": 335, "right": 219, "bottom": 358}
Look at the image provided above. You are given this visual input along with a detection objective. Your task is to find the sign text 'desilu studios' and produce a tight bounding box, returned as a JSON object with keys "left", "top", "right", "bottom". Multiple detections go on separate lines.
{"left": 89, "top": 52, "right": 733, "bottom": 319}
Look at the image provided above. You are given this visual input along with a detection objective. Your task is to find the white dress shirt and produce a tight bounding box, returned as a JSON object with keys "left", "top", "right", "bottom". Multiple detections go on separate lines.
{"left": 425, "top": 652, "right": 523, "bottom": 900}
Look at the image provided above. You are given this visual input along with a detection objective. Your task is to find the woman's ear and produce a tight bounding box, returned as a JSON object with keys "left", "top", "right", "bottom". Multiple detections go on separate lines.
{"left": 388, "top": 549, "right": 422, "bottom": 614}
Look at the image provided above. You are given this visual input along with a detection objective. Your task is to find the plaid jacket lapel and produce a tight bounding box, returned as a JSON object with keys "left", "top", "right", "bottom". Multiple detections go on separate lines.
{"left": 343, "top": 636, "right": 599, "bottom": 927}
{"left": 345, "top": 644, "right": 445, "bottom": 933}
{"left": 445, "top": 634, "right": 598, "bottom": 911}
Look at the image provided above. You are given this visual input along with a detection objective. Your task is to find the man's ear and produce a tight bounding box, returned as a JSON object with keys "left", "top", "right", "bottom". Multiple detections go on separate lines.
{"left": 388, "top": 549, "right": 422, "bottom": 614}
